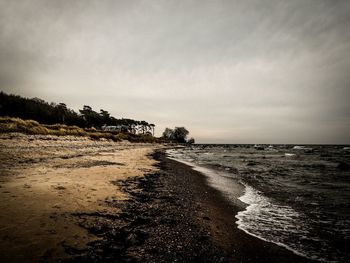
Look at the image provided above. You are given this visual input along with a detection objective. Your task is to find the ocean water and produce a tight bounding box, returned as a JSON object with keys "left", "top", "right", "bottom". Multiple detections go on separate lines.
{"left": 166, "top": 145, "right": 350, "bottom": 262}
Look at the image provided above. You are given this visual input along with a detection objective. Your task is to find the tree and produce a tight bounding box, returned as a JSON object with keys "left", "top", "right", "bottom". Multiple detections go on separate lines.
{"left": 162, "top": 127, "right": 190, "bottom": 143}
{"left": 173, "top": 127, "right": 189, "bottom": 143}
{"left": 99, "top": 109, "right": 111, "bottom": 125}
{"left": 138, "top": 120, "right": 149, "bottom": 134}
{"left": 187, "top": 137, "right": 195, "bottom": 144}
{"left": 0, "top": 91, "right": 155, "bottom": 132}
{"left": 56, "top": 103, "right": 67, "bottom": 124}
{"left": 79, "top": 105, "right": 102, "bottom": 128}
{"left": 150, "top": 124, "right": 155, "bottom": 136}
{"left": 162, "top": 128, "right": 174, "bottom": 140}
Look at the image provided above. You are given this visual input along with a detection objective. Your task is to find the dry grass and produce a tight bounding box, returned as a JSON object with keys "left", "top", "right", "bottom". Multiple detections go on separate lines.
{"left": 0, "top": 117, "right": 50, "bottom": 135}
{"left": 0, "top": 117, "right": 161, "bottom": 143}
{"left": 43, "top": 124, "right": 86, "bottom": 136}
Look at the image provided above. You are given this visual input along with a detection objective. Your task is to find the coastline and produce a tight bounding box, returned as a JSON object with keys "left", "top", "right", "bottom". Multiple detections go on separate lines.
{"left": 168, "top": 155, "right": 316, "bottom": 261}
{"left": 67, "top": 150, "right": 315, "bottom": 262}
{"left": 0, "top": 135, "right": 317, "bottom": 262}
{"left": 159, "top": 153, "right": 315, "bottom": 263}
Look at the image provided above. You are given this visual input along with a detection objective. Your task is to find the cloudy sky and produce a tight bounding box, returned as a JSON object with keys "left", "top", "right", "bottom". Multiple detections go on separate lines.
{"left": 1, "top": 0, "right": 349, "bottom": 144}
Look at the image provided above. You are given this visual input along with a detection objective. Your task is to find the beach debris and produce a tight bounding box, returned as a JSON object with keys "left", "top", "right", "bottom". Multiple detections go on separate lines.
{"left": 52, "top": 185, "right": 66, "bottom": 190}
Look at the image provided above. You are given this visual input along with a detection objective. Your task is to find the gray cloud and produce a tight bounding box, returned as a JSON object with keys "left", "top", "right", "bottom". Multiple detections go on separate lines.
{"left": 1, "top": 0, "right": 350, "bottom": 143}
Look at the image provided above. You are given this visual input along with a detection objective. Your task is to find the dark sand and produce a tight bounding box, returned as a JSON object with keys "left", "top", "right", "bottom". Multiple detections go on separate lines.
{"left": 67, "top": 151, "right": 315, "bottom": 262}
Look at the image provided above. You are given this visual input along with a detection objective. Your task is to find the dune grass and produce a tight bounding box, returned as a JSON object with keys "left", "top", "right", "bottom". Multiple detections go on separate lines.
{"left": 0, "top": 117, "right": 162, "bottom": 143}
{"left": 0, "top": 117, "right": 50, "bottom": 135}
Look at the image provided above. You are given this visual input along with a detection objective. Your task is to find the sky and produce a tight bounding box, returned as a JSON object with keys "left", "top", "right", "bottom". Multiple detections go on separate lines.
{"left": 0, "top": 0, "right": 350, "bottom": 144}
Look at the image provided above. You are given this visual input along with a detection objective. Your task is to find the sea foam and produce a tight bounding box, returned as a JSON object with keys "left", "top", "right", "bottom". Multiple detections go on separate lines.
{"left": 236, "top": 184, "right": 329, "bottom": 262}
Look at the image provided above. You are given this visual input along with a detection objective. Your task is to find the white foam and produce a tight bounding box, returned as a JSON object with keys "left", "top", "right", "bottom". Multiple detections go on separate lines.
{"left": 235, "top": 185, "right": 331, "bottom": 262}
{"left": 238, "top": 185, "right": 263, "bottom": 204}
{"left": 166, "top": 149, "right": 331, "bottom": 262}
{"left": 285, "top": 153, "right": 296, "bottom": 157}
{"left": 293, "top": 145, "right": 305, "bottom": 150}
{"left": 293, "top": 146, "right": 313, "bottom": 151}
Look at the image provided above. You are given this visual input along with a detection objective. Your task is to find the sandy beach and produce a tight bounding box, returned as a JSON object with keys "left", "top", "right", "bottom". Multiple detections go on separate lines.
{"left": 64, "top": 151, "right": 316, "bottom": 262}
{"left": 0, "top": 134, "right": 317, "bottom": 262}
{"left": 1, "top": 1, "right": 348, "bottom": 261}
{"left": 0, "top": 134, "right": 160, "bottom": 262}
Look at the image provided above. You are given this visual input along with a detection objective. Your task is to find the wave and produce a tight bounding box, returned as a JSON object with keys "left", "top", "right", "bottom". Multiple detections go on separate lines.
{"left": 236, "top": 184, "right": 330, "bottom": 262}
{"left": 167, "top": 147, "right": 349, "bottom": 262}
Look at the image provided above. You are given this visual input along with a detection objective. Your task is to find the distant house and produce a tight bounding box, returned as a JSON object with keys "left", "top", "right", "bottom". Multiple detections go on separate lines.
{"left": 102, "top": 125, "right": 117, "bottom": 131}
{"left": 101, "top": 124, "right": 130, "bottom": 132}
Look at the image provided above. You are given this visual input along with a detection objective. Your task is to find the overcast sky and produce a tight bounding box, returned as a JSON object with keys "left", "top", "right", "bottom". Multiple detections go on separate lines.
{"left": 1, "top": 0, "right": 349, "bottom": 144}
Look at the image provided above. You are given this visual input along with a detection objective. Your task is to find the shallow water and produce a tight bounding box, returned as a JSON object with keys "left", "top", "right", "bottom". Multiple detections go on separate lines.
{"left": 167, "top": 145, "right": 350, "bottom": 262}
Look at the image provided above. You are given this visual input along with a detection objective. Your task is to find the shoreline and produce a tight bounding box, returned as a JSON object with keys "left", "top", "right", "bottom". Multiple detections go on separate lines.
{"left": 67, "top": 150, "right": 315, "bottom": 262}
{"left": 169, "top": 156, "right": 316, "bottom": 261}
{"left": 0, "top": 135, "right": 317, "bottom": 262}
{"left": 161, "top": 153, "right": 315, "bottom": 263}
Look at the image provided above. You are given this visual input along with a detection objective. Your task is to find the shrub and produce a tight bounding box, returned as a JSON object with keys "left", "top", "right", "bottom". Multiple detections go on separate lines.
{"left": 0, "top": 117, "right": 159, "bottom": 143}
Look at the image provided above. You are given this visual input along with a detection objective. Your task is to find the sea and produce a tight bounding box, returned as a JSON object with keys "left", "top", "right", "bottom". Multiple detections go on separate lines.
{"left": 166, "top": 144, "right": 350, "bottom": 262}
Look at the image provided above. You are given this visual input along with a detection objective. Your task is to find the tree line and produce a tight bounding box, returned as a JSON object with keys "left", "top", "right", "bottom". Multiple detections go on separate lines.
{"left": 0, "top": 91, "right": 155, "bottom": 134}
{"left": 162, "top": 127, "right": 195, "bottom": 144}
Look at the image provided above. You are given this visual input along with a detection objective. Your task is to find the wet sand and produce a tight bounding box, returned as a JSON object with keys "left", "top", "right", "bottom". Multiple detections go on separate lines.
{"left": 66, "top": 151, "right": 316, "bottom": 262}
{"left": 160, "top": 156, "right": 315, "bottom": 263}
{"left": 0, "top": 135, "right": 316, "bottom": 262}
{"left": 0, "top": 134, "right": 160, "bottom": 262}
